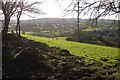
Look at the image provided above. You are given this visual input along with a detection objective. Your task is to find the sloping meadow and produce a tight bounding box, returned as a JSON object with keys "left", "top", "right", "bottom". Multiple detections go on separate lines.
{"left": 22, "top": 34, "right": 120, "bottom": 67}
{"left": 3, "top": 34, "right": 120, "bottom": 79}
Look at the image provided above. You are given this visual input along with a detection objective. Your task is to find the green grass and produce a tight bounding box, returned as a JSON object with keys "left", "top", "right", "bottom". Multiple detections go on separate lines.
{"left": 22, "top": 34, "right": 119, "bottom": 66}
{"left": 56, "top": 37, "right": 67, "bottom": 40}
{"left": 25, "top": 32, "right": 35, "bottom": 35}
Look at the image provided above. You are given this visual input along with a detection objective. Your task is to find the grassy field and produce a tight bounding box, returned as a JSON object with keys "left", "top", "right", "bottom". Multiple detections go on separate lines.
{"left": 22, "top": 34, "right": 119, "bottom": 66}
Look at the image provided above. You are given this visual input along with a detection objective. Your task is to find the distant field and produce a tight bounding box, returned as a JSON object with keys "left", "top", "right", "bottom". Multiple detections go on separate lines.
{"left": 22, "top": 34, "right": 120, "bottom": 66}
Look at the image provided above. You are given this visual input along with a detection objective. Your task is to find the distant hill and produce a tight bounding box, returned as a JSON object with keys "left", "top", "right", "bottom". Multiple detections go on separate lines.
{"left": 9, "top": 18, "right": 115, "bottom": 25}
{"left": 21, "top": 18, "right": 77, "bottom": 24}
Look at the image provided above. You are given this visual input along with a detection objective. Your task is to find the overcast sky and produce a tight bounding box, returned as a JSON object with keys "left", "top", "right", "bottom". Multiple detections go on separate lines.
{"left": 19, "top": 0, "right": 75, "bottom": 20}
{"left": 0, "top": 0, "right": 119, "bottom": 20}
{"left": 18, "top": 0, "right": 119, "bottom": 20}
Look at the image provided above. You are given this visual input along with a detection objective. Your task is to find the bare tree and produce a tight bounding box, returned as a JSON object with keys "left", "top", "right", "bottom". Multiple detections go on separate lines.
{"left": 15, "top": 0, "right": 41, "bottom": 36}
{"left": 55, "top": 0, "right": 120, "bottom": 40}
{"left": 56, "top": 0, "right": 120, "bottom": 19}
{"left": 2, "top": 0, "right": 17, "bottom": 34}
{"left": 1, "top": 0, "right": 41, "bottom": 35}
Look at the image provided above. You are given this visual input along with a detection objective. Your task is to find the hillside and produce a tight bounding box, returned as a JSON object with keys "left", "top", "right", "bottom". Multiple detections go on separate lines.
{"left": 8, "top": 18, "right": 118, "bottom": 32}
{"left": 11, "top": 18, "right": 115, "bottom": 24}
{"left": 7, "top": 18, "right": 119, "bottom": 48}
{"left": 2, "top": 34, "right": 120, "bottom": 79}
{"left": 22, "top": 34, "right": 119, "bottom": 66}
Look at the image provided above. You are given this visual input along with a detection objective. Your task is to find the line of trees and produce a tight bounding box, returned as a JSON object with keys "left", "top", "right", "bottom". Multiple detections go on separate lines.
{"left": 1, "top": 0, "right": 41, "bottom": 35}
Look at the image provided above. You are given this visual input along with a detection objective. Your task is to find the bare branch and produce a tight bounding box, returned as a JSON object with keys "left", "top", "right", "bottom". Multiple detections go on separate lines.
{"left": 56, "top": 0, "right": 120, "bottom": 19}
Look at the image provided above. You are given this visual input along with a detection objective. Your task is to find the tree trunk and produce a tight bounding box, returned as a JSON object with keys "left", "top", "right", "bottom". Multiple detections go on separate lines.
{"left": 16, "top": 16, "right": 21, "bottom": 36}
{"left": 16, "top": 18, "right": 19, "bottom": 35}
{"left": 2, "top": 16, "right": 10, "bottom": 35}
{"left": 77, "top": 1, "right": 80, "bottom": 41}
{"left": 18, "top": 19, "right": 21, "bottom": 36}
